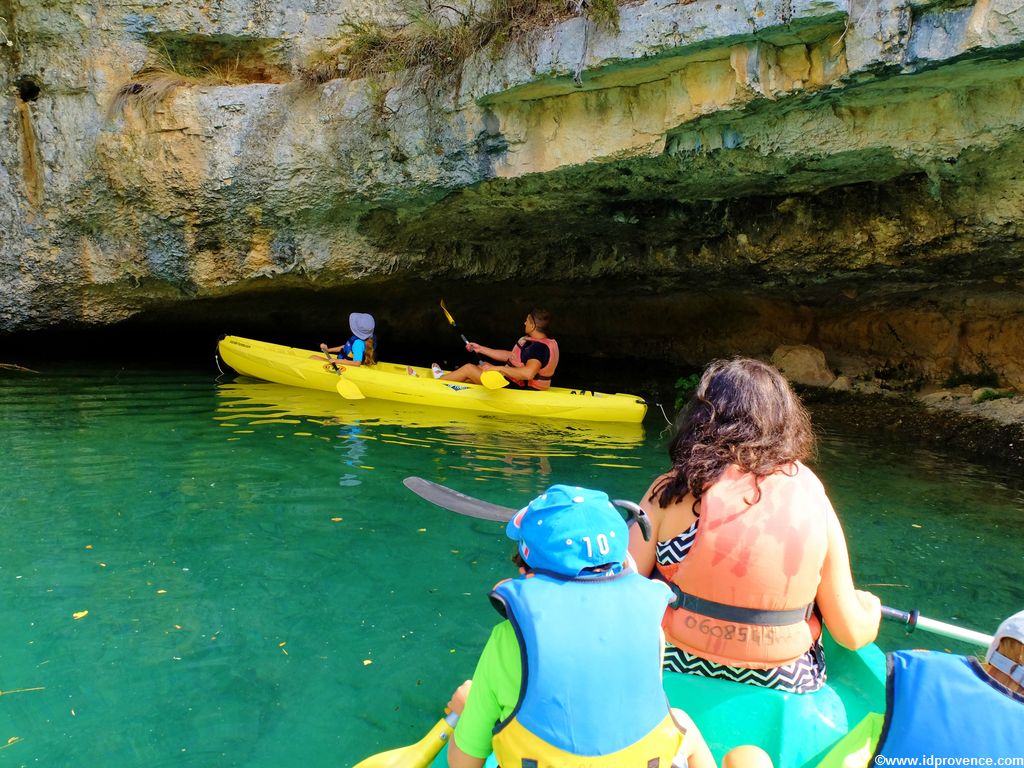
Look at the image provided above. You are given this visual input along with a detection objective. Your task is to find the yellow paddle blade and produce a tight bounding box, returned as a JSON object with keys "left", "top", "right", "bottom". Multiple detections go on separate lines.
{"left": 335, "top": 376, "right": 366, "bottom": 400}
{"left": 352, "top": 716, "right": 454, "bottom": 768}
{"left": 480, "top": 370, "right": 509, "bottom": 389}
{"left": 439, "top": 299, "right": 456, "bottom": 327}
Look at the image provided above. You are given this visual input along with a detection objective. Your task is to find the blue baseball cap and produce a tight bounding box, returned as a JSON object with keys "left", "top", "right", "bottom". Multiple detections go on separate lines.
{"left": 506, "top": 485, "right": 628, "bottom": 578}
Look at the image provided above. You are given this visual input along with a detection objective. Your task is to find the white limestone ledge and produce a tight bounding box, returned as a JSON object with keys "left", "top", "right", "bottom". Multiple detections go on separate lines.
{"left": 460, "top": 0, "right": 850, "bottom": 105}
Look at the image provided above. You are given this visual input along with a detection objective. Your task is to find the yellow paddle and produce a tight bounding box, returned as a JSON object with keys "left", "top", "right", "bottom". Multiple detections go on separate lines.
{"left": 335, "top": 376, "right": 365, "bottom": 400}
{"left": 479, "top": 370, "right": 509, "bottom": 390}
{"left": 319, "top": 349, "right": 366, "bottom": 400}
{"left": 352, "top": 711, "right": 458, "bottom": 768}
{"left": 440, "top": 301, "right": 509, "bottom": 390}
{"left": 439, "top": 300, "right": 472, "bottom": 348}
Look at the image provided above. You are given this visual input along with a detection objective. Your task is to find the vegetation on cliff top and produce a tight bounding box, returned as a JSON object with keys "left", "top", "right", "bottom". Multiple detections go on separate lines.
{"left": 109, "top": 35, "right": 289, "bottom": 117}
{"left": 107, "top": 1, "right": 620, "bottom": 113}
{"left": 299, "top": 0, "right": 621, "bottom": 86}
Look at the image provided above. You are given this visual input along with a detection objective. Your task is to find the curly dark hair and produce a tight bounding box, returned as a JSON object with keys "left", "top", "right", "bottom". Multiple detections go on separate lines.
{"left": 653, "top": 358, "right": 815, "bottom": 511}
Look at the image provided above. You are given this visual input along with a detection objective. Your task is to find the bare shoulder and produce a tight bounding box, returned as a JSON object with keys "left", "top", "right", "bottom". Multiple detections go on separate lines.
{"left": 641, "top": 471, "right": 675, "bottom": 506}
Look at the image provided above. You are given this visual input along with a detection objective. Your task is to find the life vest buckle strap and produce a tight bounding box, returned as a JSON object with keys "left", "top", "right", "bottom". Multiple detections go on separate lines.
{"left": 670, "top": 587, "right": 815, "bottom": 627}
{"left": 989, "top": 649, "right": 1024, "bottom": 687}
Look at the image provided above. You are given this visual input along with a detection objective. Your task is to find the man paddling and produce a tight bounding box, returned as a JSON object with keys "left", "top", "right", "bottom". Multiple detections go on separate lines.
{"left": 438, "top": 309, "right": 558, "bottom": 389}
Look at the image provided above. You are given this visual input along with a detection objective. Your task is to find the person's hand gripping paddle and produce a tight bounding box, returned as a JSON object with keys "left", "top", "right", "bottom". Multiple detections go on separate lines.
{"left": 439, "top": 300, "right": 507, "bottom": 390}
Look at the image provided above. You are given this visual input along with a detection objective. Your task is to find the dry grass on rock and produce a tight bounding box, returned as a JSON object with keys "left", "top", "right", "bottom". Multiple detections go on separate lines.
{"left": 110, "top": 36, "right": 287, "bottom": 117}
{"left": 299, "top": 0, "right": 621, "bottom": 88}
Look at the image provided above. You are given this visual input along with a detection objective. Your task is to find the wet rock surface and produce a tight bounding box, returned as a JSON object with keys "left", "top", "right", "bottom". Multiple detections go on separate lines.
{"left": 806, "top": 388, "right": 1024, "bottom": 471}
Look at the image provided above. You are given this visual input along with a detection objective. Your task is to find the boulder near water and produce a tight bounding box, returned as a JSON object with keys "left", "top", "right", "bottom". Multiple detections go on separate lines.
{"left": 771, "top": 345, "right": 837, "bottom": 388}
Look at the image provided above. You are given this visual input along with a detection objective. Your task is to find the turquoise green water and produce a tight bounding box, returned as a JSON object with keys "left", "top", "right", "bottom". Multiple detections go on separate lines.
{"left": 1, "top": 370, "right": 1022, "bottom": 767}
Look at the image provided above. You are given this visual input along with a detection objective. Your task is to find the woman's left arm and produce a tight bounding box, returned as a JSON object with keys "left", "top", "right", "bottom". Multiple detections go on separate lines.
{"left": 816, "top": 504, "right": 882, "bottom": 650}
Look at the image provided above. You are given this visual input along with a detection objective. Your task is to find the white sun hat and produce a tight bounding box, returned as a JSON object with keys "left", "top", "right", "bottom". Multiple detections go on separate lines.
{"left": 985, "top": 610, "right": 1024, "bottom": 688}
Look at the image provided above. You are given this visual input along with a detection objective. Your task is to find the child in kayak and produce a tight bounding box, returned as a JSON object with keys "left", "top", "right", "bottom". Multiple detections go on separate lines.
{"left": 318, "top": 312, "right": 376, "bottom": 366}
{"left": 445, "top": 484, "right": 772, "bottom": 768}
{"left": 629, "top": 357, "right": 881, "bottom": 693}
{"left": 819, "top": 609, "right": 1024, "bottom": 765}
{"left": 438, "top": 309, "right": 558, "bottom": 389}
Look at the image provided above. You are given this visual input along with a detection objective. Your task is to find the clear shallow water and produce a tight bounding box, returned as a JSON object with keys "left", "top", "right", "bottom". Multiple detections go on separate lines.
{"left": 1, "top": 369, "right": 1022, "bottom": 767}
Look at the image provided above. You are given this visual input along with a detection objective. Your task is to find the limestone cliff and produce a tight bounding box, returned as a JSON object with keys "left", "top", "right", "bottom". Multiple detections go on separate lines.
{"left": 2, "top": 0, "right": 1024, "bottom": 391}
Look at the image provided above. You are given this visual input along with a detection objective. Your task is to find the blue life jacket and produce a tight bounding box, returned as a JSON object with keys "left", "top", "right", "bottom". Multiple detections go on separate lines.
{"left": 875, "top": 650, "right": 1024, "bottom": 760}
{"left": 341, "top": 334, "right": 374, "bottom": 362}
{"left": 489, "top": 570, "right": 683, "bottom": 767}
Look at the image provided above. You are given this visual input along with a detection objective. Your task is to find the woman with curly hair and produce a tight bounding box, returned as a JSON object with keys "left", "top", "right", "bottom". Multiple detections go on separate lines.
{"left": 628, "top": 358, "right": 881, "bottom": 693}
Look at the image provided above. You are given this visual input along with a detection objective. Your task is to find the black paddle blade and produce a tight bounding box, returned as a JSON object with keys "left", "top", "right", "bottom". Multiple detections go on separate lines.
{"left": 612, "top": 499, "right": 653, "bottom": 541}
{"left": 403, "top": 477, "right": 652, "bottom": 540}
{"left": 403, "top": 476, "right": 517, "bottom": 522}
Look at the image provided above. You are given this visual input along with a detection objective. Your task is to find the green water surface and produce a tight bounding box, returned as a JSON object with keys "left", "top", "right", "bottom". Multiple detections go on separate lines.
{"left": 1, "top": 370, "right": 1022, "bottom": 767}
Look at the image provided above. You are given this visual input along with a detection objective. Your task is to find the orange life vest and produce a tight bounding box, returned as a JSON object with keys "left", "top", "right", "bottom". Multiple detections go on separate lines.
{"left": 509, "top": 336, "right": 559, "bottom": 390}
{"left": 655, "top": 462, "right": 829, "bottom": 669}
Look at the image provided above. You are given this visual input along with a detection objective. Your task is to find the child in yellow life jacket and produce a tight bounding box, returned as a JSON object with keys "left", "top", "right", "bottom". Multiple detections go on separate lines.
{"left": 445, "top": 484, "right": 773, "bottom": 768}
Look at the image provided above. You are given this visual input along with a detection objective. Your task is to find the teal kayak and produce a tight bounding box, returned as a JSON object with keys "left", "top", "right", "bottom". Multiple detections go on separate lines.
{"left": 425, "top": 632, "right": 886, "bottom": 768}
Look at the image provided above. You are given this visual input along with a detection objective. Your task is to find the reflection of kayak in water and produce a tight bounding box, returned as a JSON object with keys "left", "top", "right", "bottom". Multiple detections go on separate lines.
{"left": 217, "top": 336, "right": 647, "bottom": 424}
{"left": 356, "top": 633, "right": 885, "bottom": 768}
{"left": 215, "top": 379, "right": 646, "bottom": 450}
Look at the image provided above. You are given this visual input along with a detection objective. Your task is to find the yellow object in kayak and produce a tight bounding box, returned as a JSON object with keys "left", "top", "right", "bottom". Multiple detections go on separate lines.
{"left": 814, "top": 712, "right": 885, "bottom": 768}
{"left": 352, "top": 713, "right": 457, "bottom": 768}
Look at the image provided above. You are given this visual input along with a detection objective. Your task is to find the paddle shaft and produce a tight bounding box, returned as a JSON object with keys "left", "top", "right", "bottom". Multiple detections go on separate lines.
{"left": 440, "top": 300, "right": 486, "bottom": 366}
{"left": 882, "top": 605, "right": 994, "bottom": 647}
{"left": 320, "top": 351, "right": 366, "bottom": 399}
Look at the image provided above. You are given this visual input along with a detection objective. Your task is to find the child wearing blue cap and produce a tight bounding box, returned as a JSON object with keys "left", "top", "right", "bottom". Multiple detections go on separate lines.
{"left": 445, "top": 484, "right": 771, "bottom": 768}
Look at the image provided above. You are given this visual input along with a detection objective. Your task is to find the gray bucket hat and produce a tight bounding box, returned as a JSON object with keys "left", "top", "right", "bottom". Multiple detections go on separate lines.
{"left": 349, "top": 312, "right": 375, "bottom": 340}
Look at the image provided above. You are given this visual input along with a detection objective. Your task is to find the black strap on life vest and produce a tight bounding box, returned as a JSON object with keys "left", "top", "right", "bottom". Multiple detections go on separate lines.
{"left": 655, "top": 572, "right": 814, "bottom": 626}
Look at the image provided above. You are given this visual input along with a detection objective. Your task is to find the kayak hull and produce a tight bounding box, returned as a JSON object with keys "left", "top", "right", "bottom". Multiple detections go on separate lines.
{"left": 217, "top": 336, "right": 647, "bottom": 423}
{"left": 662, "top": 633, "right": 886, "bottom": 767}
{"left": 426, "top": 633, "right": 885, "bottom": 768}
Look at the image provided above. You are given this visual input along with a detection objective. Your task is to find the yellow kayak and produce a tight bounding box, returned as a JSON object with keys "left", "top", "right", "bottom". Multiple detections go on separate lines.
{"left": 217, "top": 336, "right": 648, "bottom": 423}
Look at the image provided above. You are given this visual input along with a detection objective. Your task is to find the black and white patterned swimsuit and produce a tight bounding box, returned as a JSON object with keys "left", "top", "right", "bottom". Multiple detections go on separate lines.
{"left": 656, "top": 521, "right": 827, "bottom": 694}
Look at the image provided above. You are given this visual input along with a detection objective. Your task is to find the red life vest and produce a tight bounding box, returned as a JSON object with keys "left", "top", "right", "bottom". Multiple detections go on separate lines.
{"left": 508, "top": 337, "right": 559, "bottom": 390}
{"left": 655, "top": 463, "right": 828, "bottom": 668}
